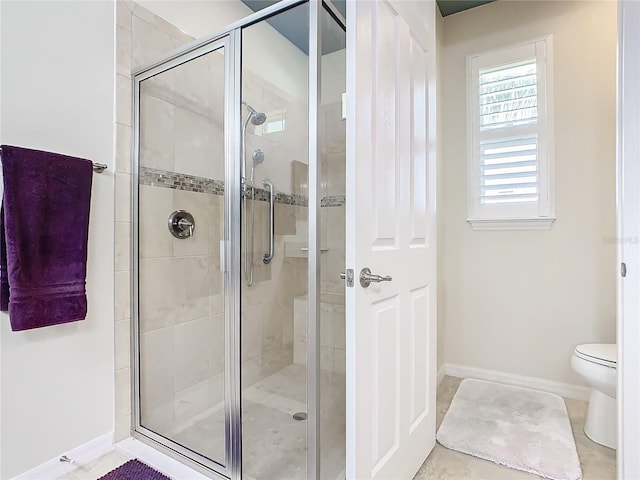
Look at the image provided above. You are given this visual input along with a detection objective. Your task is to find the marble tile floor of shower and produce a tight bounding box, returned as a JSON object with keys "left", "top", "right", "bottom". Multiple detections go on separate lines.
{"left": 413, "top": 376, "right": 617, "bottom": 480}
{"left": 172, "top": 363, "right": 346, "bottom": 480}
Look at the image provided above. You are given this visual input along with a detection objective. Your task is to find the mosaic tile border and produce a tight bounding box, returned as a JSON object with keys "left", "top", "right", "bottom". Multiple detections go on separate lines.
{"left": 140, "top": 167, "right": 345, "bottom": 207}
{"left": 249, "top": 186, "right": 308, "bottom": 207}
{"left": 140, "top": 167, "right": 224, "bottom": 195}
{"left": 322, "top": 195, "right": 346, "bottom": 207}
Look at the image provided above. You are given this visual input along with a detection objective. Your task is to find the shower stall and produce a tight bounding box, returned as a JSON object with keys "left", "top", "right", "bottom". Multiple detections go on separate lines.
{"left": 131, "top": 1, "right": 346, "bottom": 478}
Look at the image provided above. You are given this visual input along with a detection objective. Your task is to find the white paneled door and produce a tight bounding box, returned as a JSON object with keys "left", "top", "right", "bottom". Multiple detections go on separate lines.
{"left": 617, "top": 1, "right": 640, "bottom": 478}
{"left": 345, "top": 1, "right": 437, "bottom": 479}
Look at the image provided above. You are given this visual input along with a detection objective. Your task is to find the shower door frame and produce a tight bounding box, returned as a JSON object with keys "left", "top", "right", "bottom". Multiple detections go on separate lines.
{"left": 130, "top": 1, "right": 345, "bottom": 479}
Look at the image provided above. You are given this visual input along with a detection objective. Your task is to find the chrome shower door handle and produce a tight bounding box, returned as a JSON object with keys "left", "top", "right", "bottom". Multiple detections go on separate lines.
{"left": 262, "top": 179, "right": 275, "bottom": 264}
{"left": 359, "top": 267, "right": 392, "bottom": 288}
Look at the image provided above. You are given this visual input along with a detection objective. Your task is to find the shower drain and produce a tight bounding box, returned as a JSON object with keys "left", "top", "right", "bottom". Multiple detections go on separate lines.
{"left": 293, "top": 412, "right": 307, "bottom": 421}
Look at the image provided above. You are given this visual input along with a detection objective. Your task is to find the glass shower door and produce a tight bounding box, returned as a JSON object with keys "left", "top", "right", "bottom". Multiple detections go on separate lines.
{"left": 135, "top": 38, "right": 231, "bottom": 475}
{"left": 239, "top": 4, "right": 310, "bottom": 478}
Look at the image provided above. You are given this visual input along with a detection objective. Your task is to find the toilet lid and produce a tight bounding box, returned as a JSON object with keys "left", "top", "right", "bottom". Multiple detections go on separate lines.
{"left": 575, "top": 343, "right": 617, "bottom": 368}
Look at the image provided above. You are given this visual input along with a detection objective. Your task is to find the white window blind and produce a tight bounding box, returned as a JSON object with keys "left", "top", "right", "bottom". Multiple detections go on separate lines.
{"left": 467, "top": 39, "right": 554, "bottom": 230}
{"left": 480, "top": 135, "right": 538, "bottom": 204}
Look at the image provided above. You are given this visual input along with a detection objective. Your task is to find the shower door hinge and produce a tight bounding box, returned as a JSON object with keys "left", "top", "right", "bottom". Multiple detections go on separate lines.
{"left": 340, "top": 269, "right": 354, "bottom": 287}
{"left": 621, "top": 262, "right": 627, "bottom": 278}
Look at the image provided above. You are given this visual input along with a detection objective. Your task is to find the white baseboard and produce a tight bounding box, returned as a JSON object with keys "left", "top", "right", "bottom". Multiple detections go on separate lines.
{"left": 441, "top": 363, "right": 591, "bottom": 401}
{"left": 11, "top": 432, "right": 113, "bottom": 480}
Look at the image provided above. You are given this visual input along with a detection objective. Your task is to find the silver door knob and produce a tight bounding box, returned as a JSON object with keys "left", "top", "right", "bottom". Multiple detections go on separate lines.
{"left": 359, "top": 267, "right": 392, "bottom": 288}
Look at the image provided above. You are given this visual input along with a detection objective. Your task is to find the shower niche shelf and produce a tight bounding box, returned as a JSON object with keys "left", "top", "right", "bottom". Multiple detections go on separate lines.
{"left": 284, "top": 241, "right": 329, "bottom": 258}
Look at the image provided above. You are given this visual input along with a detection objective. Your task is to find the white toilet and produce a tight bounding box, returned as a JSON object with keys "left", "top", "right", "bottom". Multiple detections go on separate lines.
{"left": 571, "top": 343, "right": 617, "bottom": 449}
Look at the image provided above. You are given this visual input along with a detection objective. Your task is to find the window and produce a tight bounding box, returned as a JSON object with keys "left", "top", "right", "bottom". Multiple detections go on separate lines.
{"left": 467, "top": 38, "right": 555, "bottom": 230}
{"left": 255, "top": 108, "right": 287, "bottom": 136}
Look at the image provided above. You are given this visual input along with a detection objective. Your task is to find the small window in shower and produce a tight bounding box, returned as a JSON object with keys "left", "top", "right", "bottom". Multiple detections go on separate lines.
{"left": 255, "top": 108, "right": 287, "bottom": 136}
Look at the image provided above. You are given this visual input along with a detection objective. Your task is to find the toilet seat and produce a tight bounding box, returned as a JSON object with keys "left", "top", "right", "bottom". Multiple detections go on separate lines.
{"left": 571, "top": 343, "right": 617, "bottom": 449}
{"left": 575, "top": 343, "right": 617, "bottom": 369}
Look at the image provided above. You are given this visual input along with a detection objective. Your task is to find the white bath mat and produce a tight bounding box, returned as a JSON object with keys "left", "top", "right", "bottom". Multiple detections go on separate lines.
{"left": 437, "top": 378, "right": 582, "bottom": 480}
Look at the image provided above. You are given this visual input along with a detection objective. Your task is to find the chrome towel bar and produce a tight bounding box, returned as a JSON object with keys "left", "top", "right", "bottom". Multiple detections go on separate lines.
{"left": 0, "top": 147, "right": 108, "bottom": 173}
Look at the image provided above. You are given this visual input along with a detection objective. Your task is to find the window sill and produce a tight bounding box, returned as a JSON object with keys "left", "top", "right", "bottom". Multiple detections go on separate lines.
{"left": 467, "top": 217, "right": 556, "bottom": 231}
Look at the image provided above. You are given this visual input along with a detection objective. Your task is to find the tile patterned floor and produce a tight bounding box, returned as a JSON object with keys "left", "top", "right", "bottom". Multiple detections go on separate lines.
{"left": 57, "top": 364, "right": 345, "bottom": 480}
{"left": 170, "top": 364, "right": 345, "bottom": 480}
{"left": 414, "top": 376, "right": 617, "bottom": 480}
{"left": 58, "top": 374, "right": 615, "bottom": 480}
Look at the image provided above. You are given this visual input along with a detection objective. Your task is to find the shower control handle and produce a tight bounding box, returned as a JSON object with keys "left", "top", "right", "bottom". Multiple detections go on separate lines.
{"left": 168, "top": 210, "right": 195, "bottom": 239}
{"left": 178, "top": 218, "right": 194, "bottom": 237}
{"left": 359, "top": 267, "right": 392, "bottom": 288}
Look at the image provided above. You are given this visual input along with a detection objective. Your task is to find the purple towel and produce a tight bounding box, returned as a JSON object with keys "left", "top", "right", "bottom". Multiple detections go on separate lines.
{"left": 0, "top": 145, "right": 93, "bottom": 331}
{"left": 0, "top": 203, "right": 8, "bottom": 311}
{"left": 98, "top": 459, "right": 172, "bottom": 480}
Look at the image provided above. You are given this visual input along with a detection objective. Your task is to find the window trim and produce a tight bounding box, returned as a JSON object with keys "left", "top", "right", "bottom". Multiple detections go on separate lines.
{"left": 466, "top": 36, "right": 555, "bottom": 231}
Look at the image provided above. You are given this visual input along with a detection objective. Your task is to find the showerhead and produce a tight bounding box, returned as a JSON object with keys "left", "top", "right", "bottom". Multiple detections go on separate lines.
{"left": 251, "top": 112, "right": 267, "bottom": 126}
{"left": 252, "top": 149, "right": 265, "bottom": 166}
{"left": 242, "top": 101, "right": 267, "bottom": 126}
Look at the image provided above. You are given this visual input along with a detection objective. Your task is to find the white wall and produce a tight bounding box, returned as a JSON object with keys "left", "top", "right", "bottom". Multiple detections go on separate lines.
{"left": 439, "top": 0, "right": 617, "bottom": 385}
{"left": 0, "top": 1, "right": 115, "bottom": 477}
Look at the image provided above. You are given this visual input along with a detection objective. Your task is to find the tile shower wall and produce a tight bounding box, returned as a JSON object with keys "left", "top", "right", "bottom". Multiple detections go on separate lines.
{"left": 293, "top": 294, "right": 345, "bottom": 373}
{"left": 114, "top": 0, "right": 312, "bottom": 439}
{"left": 135, "top": 28, "right": 226, "bottom": 435}
{"left": 115, "top": 0, "right": 219, "bottom": 440}
{"left": 138, "top": 185, "right": 225, "bottom": 434}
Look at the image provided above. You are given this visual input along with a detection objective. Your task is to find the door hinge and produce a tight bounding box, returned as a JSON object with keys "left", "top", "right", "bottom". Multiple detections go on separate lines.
{"left": 621, "top": 262, "right": 627, "bottom": 278}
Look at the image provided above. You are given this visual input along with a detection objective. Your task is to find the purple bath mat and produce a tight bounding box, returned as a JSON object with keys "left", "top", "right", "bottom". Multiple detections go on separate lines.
{"left": 98, "top": 459, "right": 172, "bottom": 480}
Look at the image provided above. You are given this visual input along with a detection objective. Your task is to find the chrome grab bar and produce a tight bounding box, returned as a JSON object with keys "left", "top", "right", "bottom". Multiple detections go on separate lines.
{"left": 262, "top": 179, "right": 274, "bottom": 264}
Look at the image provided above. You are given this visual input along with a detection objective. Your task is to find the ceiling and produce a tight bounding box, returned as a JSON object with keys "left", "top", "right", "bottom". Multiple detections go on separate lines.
{"left": 240, "top": 0, "right": 346, "bottom": 55}
{"left": 437, "top": 0, "right": 496, "bottom": 17}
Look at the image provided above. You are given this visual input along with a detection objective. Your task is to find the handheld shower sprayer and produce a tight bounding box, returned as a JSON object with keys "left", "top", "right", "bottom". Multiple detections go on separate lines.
{"left": 251, "top": 149, "right": 265, "bottom": 183}
{"left": 242, "top": 102, "right": 268, "bottom": 287}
